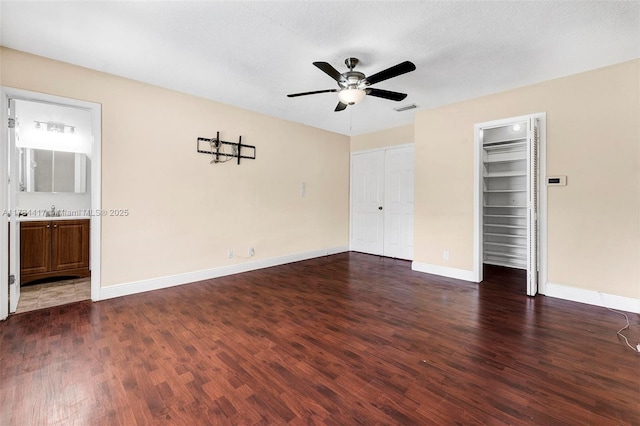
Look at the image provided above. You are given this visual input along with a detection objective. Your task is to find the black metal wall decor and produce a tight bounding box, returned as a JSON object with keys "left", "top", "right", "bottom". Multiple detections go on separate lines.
{"left": 197, "top": 131, "right": 256, "bottom": 165}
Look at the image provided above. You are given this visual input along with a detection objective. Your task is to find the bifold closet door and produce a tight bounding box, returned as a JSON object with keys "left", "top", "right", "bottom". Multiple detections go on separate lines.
{"left": 351, "top": 151, "right": 385, "bottom": 255}
{"left": 350, "top": 147, "right": 414, "bottom": 259}
{"left": 526, "top": 118, "right": 539, "bottom": 296}
{"left": 383, "top": 147, "right": 414, "bottom": 260}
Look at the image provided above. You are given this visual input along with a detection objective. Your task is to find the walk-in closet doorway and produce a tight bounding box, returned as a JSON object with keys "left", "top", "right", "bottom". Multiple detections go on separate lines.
{"left": 474, "top": 113, "right": 547, "bottom": 296}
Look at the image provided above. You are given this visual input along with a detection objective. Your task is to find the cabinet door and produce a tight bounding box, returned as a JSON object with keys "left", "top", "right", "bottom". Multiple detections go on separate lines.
{"left": 52, "top": 220, "right": 89, "bottom": 271}
{"left": 20, "top": 221, "right": 51, "bottom": 276}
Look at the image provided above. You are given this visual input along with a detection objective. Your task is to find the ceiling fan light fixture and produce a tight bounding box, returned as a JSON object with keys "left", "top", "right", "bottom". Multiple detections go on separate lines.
{"left": 288, "top": 58, "right": 416, "bottom": 112}
{"left": 338, "top": 88, "right": 366, "bottom": 105}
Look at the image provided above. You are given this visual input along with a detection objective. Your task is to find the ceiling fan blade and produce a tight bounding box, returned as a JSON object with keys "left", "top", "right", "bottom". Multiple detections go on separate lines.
{"left": 334, "top": 102, "right": 348, "bottom": 112}
{"left": 365, "top": 88, "right": 408, "bottom": 102}
{"left": 287, "top": 89, "right": 337, "bottom": 98}
{"left": 314, "top": 62, "right": 345, "bottom": 83}
{"left": 364, "top": 61, "right": 416, "bottom": 86}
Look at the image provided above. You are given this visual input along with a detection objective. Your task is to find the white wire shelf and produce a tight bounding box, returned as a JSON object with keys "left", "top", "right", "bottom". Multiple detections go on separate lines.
{"left": 484, "top": 223, "right": 527, "bottom": 229}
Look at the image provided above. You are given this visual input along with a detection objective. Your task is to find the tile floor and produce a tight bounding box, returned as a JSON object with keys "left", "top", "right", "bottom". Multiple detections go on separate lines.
{"left": 15, "top": 276, "right": 91, "bottom": 314}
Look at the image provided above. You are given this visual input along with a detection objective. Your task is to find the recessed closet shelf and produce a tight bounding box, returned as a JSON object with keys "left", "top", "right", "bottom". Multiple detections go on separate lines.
{"left": 482, "top": 138, "right": 527, "bottom": 147}
{"left": 484, "top": 255, "right": 527, "bottom": 264}
{"left": 484, "top": 223, "right": 527, "bottom": 229}
{"left": 484, "top": 250, "right": 527, "bottom": 260}
{"left": 484, "top": 172, "right": 527, "bottom": 178}
{"left": 483, "top": 232, "right": 525, "bottom": 238}
{"left": 481, "top": 121, "right": 534, "bottom": 275}
{"left": 484, "top": 157, "right": 526, "bottom": 164}
{"left": 484, "top": 259, "right": 527, "bottom": 268}
{"left": 484, "top": 241, "right": 526, "bottom": 249}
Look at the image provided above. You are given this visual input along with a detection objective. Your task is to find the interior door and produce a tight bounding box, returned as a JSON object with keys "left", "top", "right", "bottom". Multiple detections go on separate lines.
{"left": 1, "top": 95, "right": 8, "bottom": 320}
{"left": 350, "top": 150, "right": 384, "bottom": 255}
{"left": 8, "top": 98, "right": 20, "bottom": 313}
{"left": 383, "top": 146, "right": 414, "bottom": 259}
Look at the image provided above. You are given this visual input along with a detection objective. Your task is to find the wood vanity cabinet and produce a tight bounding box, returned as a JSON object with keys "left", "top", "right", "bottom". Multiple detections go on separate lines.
{"left": 20, "top": 219, "right": 90, "bottom": 285}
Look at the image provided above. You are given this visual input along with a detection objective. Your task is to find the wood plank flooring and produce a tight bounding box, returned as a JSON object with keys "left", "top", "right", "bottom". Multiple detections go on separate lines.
{"left": 1, "top": 252, "right": 638, "bottom": 425}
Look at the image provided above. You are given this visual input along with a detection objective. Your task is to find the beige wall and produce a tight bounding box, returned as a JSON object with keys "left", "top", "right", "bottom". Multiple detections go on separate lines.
{"left": 415, "top": 59, "right": 640, "bottom": 299}
{"left": 2, "top": 47, "right": 638, "bottom": 301}
{"left": 1, "top": 48, "right": 350, "bottom": 287}
{"left": 350, "top": 124, "right": 414, "bottom": 152}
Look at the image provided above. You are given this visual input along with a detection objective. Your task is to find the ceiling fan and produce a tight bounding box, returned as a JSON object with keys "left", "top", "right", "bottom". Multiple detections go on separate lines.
{"left": 287, "top": 58, "right": 416, "bottom": 112}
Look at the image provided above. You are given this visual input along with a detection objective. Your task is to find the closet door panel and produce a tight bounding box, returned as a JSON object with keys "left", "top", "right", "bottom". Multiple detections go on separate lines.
{"left": 527, "top": 118, "right": 539, "bottom": 295}
{"left": 384, "top": 147, "right": 414, "bottom": 260}
{"left": 350, "top": 151, "right": 384, "bottom": 255}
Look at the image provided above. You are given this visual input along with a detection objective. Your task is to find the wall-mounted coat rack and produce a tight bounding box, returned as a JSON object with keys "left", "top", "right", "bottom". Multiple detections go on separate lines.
{"left": 197, "top": 131, "right": 256, "bottom": 165}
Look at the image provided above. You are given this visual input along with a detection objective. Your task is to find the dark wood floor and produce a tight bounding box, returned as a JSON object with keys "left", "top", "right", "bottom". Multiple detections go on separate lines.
{"left": 1, "top": 252, "right": 638, "bottom": 425}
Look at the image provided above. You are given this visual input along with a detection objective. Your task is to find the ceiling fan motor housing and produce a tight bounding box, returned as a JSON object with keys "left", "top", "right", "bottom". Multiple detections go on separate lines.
{"left": 287, "top": 57, "right": 415, "bottom": 111}
{"left": 341, "top": 71, "right": 365, "bottom": 89}
{"left": 344, "top": 57, "right": 359, "bottom": 70}
{"left": 340, "top": 58, "right": 366, "bottom": 89}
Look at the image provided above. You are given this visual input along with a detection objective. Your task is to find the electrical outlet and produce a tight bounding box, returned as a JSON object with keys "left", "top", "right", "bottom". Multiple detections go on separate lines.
{"left": 248, "top": 246, "right": 255, "bottom": 257}
{"left": 227, "top": 249, "right": 233, "bottom": 259}
{"left": 443, "top": 251, "right": 449, "bottom": 261}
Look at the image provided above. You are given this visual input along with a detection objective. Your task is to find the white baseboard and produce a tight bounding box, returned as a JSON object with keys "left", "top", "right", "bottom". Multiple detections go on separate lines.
{"left": 411, "top": 261, "right": 477, "bottom": 282}
{"left": 98, "top": 252, "right": 639, "bottom": 315}
{"left": 99, "top": 246, "right": 349, "bottom": 301}
{"left": 543, "top": 282, "right": 640, "bottom": 314}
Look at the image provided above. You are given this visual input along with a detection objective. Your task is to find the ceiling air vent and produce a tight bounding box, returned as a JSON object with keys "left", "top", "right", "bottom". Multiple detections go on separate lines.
{"left": 393, "top": 104, "right": 418, "bottom": 112}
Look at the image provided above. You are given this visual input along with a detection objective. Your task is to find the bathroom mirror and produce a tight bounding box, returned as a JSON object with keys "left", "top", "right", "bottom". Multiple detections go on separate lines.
{"left": 19, "top": 148, "right": 87, "bottom": 193}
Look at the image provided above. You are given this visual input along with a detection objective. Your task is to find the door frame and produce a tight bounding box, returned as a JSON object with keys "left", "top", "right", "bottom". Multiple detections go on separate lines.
{"left": 473, "top": 113, "right": 547, "bottom": 293}
{"left": 1, "top": 87, "right": 102, "bottom": 319}
{"left": 349, "top": 143, "right": 414, "bottom": 257}
{"left": 0, "top": 93, "right": 8, "bottom": 320}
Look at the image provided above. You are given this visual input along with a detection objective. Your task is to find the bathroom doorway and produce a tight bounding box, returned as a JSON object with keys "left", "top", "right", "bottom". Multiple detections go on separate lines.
{"left": 1, "top": 88, "right": 102, "bottom": 318}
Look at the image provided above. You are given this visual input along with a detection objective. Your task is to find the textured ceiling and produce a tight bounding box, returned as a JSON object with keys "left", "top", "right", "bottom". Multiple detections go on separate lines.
{"left": 1, "top": 1, "right": 639, "bottom": 136}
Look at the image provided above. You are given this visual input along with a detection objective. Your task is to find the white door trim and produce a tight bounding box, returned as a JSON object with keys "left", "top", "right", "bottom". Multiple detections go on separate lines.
{"left": 0, "top": 87, "right": 102, "bottom": 315}
{"left": 0, "top": 92, "right": 9, "bottom": 320}
{"left": 473, "top": 113, "right": 547, "bottom": 293}
{"left": 351, "top": 142, "right": 414, "bottom": 156}
{"left": 7, "top": 98, "right": 18, "bottom": 312}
